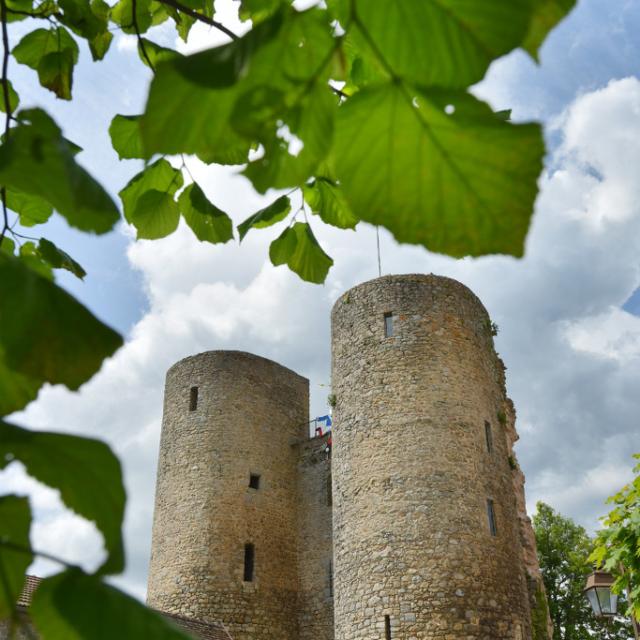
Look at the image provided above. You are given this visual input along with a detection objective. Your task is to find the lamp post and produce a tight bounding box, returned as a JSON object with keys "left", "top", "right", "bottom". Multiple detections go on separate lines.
{"left": 584, "top": 570, "right": 640, "bottom": 640}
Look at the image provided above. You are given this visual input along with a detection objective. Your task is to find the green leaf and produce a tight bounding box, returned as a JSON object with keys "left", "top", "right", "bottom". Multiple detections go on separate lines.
{"left": 119, "top": 159, "right": 183, "bottom": 238}
{"left": 141, "top": 7, "right": 335, "bottom": 163}
{"left": 13, "top": 28, "right": 78, "bottom": 69}
{"left": 241, "top": 82, "right": 338, "bottom": 193}
{"left": 237, "top": 195, "right": 291, "bottom": 241}
{"left": 0, "top": 421, "right": 126, "bottom": 575}
{"left": 0, "top": 110, "right": 120, "bottom": 234}
{"left": 0, "top": 253, "right": 122, "bottom": 390}
{"left": 109, "top": 114, "right": 144, "bottom": 160}
{"left": 0, "top": 79, "right": 19, "bottom": 114}
{"left": 0, "top": 355, "right": 41, "bottom": 415}
{"left": 19, "top": 241, "right": 53, "bottom": 279}
{"left": 303, "top": 177, "right": 358, "bottom": 230}
{"left": 333, "top": 84, "right": 543, "bottom": 257}
{"left": 137, "top": 38, "right": 181, "bottom": 69}
{"left": 128, "top": 190, "right": 180, "bottom": 240}
{"left": 238, "top": 0, "right": 282, "bottom": 23}
{"left": 37, "top": 49, "right": 76, "bottom": 100}
{"left": 6, "top": 189, "right": 53, "bottom": 227}
{"left": 352, "top": 0, "right": 533, "bottom": 88}
{"left": 1, "top": 236, "right": 15, "bottom": 255}
{"left": 38, "top": 238, "right": 86, "bottom": 279}
{"left": 31, "top": 570, "right": 191, "bottom": 639}
{"left": 178, "top": 183, "right": 233, "bottom": 243}
{"left": 13, "top": 27, "right": 79, "bottom": 98}
{"left": 522, "top": 0, "right": 577, "bottom": 60}
{"left": 269, "top": 222, "right": 333, "bottom": 283}
{"left": 110, "top": 0, "right": 152, "bottom": 34}
{"left": 0, "top": 496, "right": 32, "bottom": 619}
{"left": 58, "top": 0, "right": 112, "bottom": 61}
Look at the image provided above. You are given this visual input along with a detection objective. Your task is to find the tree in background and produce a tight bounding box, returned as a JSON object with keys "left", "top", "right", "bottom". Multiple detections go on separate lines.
{"left": 533, "top": 502, "right": 633, "bottom": 640}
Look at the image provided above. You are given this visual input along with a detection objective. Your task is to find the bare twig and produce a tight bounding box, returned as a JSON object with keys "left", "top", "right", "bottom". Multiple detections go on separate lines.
{"left": 155, "top": 0, "right": 238, "bottom": 41}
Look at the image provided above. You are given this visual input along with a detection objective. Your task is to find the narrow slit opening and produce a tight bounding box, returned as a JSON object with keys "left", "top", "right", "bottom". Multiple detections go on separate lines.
{"left": 385, "top": 614, "right": 391, "bottom": 639}
{"left": 484, "top": 421, "right": 493, "bottom": 453}
{"left": 384, "top": 312, "right": 394, "bottom": 337}
{"left": 189, "top": 386, "right": 198, "bottom": 411}
{"left": 243, "top": 543, "right": 255, "bottom": 582}
{"left": 487, "top": 498, "right": 497, "bottom": 536}
{"left": 249, "top": 473, "right": 261, "bottom": 490}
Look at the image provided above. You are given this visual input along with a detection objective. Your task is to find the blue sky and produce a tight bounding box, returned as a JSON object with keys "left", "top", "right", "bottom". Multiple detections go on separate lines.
{"left": 2, "top": 0, "right": 640, "bottom": 600}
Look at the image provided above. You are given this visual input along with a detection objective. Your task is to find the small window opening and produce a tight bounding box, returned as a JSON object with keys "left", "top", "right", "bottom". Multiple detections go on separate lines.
{"left": 487, "top": 499, "right": 497, "bottom": 536}
{"left": 189, "top": 386, "right": 198, "bottom": 411}
{"left": 243, "top": 543, "right": 255, "bottom": 582}
{"left": 385, "top": 615, "right": 392, "bottom": 639}
{"left": 327, "top": 473, "right": 332, "bottom": 507}
{"left": 328, "top": 560, "right": 333, "bottom": 597}
{"left": 384, "top": 312, "right": 394, "bottom": 337}
{"left": 249, "top": 473, "right": 261, "bottom": 490}
{"left": 484, "top": 421, "right": 493, "bottom": 453}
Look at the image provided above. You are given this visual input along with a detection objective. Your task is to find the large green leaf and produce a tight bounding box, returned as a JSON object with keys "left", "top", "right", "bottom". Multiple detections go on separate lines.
{"left": 13, "top": 27, "right": 79, "bottom": 99}
{"left": 0, "top": 421, "right": 126, "bottom": 575}
{"left": 522, "top": 0, "right": 577, "bottom": 60}
{"left": 352, "top": 0, "right": 533, "bottom": 88}
{"left": 241, "top": 82, "right": 338, "bottom": 193}
{"left": 237, "top": 195, "right": 291, "bottom": 241}
{"left": 31, "top": 570, "right": 191, "bottom": 639}
{"left": 333, "top": 84, "right": 544, "bottom": 257}
{"left": 0, "top": 496, "right": 32, "bottom": 619}
{"left": 303, "top": 177, "right": 358, "bottom": 230}
{"left": 0, "top": 110, "right": 119, "bottom": 234}
{"left": 0, "top": 355, "right": 40, "bottom": 415}
{"left": 109, "top": 115, "right": 144, "bottom": 160}
{"left": 178, "top": 183, "right": 233, "bottom": 244}
{"left": 141, "top": 7, "right": 335, "bottom": 163}
{"left": 269, "top": 222, "right": 333, "bottom": 283}
{"left": 0, "top": 253, "right": 123, "bottom": 390}
{"left": 119, "top": 159, "right": 183, "bottom": 239}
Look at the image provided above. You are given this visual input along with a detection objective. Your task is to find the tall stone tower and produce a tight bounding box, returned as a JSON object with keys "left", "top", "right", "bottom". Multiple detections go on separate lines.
{"left": 331, "top": 275, "right": 534, "bottom": 640}
{"left": 146, "top": 351, "right": 309, "bottom": 640}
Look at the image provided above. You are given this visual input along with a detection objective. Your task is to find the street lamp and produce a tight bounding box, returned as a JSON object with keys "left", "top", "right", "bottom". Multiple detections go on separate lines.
{"left": 584, "top": 570, "right": 618, "bottom": 617}
{"left": 584, "top": 570, "right": 640, "bottom": 640}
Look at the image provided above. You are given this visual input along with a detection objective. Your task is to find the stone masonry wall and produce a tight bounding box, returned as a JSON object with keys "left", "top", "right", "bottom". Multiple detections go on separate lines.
{"left": 331, "top": 275, "right": 534, "bottom": 640}
{"left": 295, "top": 433, "right": 334, "bottom": 640}
{"left": 147, "top": 351, "right": 309, "bottom": 640}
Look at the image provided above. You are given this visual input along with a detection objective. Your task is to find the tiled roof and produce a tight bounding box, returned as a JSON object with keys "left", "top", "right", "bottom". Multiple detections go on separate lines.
{"left": 161, "top": 612, "right": 234, "bottom": 640}
{"left": 16, "top": 575, "right": 42, "bottom": 608}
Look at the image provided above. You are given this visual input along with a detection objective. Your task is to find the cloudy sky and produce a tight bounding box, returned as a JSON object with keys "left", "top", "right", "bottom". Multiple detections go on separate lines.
{"left": 1, "top": 0, "right": 640, "bottom": 600}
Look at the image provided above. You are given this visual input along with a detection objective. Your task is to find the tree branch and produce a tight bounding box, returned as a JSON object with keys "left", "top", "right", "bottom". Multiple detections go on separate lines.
{"left": 155, "top": 0, "right": 238, "bottom": 41}
{"left": 0, "top": 0, "right": 11, "bottom": 245}
{"left": 131, "top": 0, "right": 155, "bottom": 72}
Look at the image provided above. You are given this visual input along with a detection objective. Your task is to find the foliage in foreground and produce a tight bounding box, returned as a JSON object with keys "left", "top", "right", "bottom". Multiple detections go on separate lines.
{"left": 591, "top": 454, "right": 640, "bottom": 626}
{"left": 533, "top": 501, "right": 633, "bottom": 640}
{"left": 0, "top": 0, "right": 578, "bottom": 637}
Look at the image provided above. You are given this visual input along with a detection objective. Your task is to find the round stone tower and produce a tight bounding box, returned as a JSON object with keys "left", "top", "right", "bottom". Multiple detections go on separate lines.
{"left": 331, "top": 275, "right": 532, "bottom": 640}
{"left": 147, "top": 350, "right": 308, "bottom": 640}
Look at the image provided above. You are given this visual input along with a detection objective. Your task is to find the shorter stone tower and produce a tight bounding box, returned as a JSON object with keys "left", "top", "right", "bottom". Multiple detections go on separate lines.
{"left": 147, "top": 351, "right": 309, "bottom": 640}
